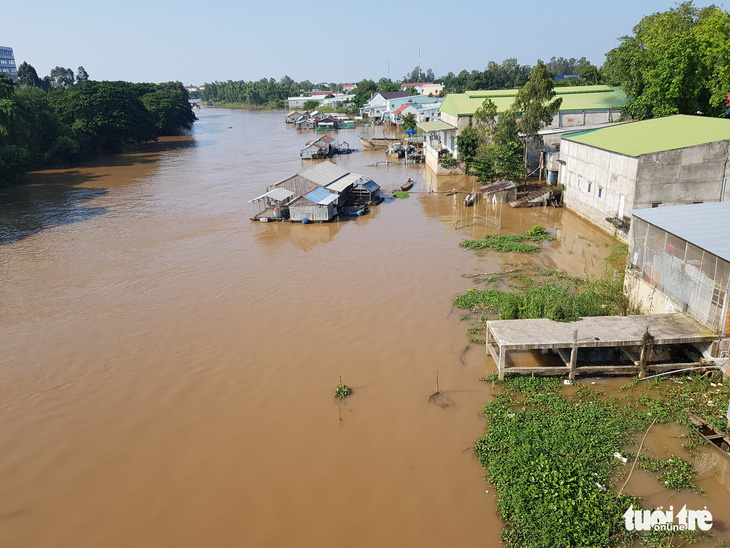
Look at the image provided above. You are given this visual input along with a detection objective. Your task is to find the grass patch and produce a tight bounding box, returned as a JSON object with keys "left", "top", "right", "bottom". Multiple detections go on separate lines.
{"left": 393, "top": 191, "right": 409, "bottom": 199}
{"left": 454, "top": 272, "right": 628, "bottom": 322}
{"left": 460, "top": 225, "right": 556, "bottom": 254}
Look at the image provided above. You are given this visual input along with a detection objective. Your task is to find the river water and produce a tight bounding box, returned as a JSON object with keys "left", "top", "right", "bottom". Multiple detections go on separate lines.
{"left": 1, "top": 108, "right": 721, "bottom": 547}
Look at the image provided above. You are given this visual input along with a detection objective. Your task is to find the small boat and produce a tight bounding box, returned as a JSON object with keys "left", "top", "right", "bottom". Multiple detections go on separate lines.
{"left": 686, "top": 411, "right": 730, "bottom": 455}
{"left": 359, "top": 135, "right": 402, "bottom": 149}
{"left": 464, "top": 191, "right": 475, "bottom": 207}
{"left": 400, "top": 178, "right": 414, "bottom": 192}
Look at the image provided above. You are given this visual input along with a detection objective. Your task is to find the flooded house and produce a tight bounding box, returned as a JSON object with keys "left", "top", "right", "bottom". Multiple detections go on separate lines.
{"left": 481, "top": 180, "right": 517, "bottom": 203}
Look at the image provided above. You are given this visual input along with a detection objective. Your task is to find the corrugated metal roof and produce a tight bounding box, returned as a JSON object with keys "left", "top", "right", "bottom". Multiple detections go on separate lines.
{"left": 299, "top": 161, "right": 350, "bottom": 187}
{"left": 249, "top": 188, "right": 295, "bottom": 203}
{"left": 563, "top": 115, "right": 730, "bottom": 157}
{"left": 417, "top": 120, "right": 456, "bottom": 132}
{"left": 440, "top": 85, "right": 627, "bottom": 117}
{"left": 360, "top": 180, "right": 380, "bottom": 192}
{"left": 631, "top": 202, "right": 730, "bottom": 261}
{"left": 326, "top": 172, "right": 361, "bottom": 193}
{"left": 302, "top": 187, "right": 339, "bottom": 205}
{"left": 481, "top": 180, "right": 516, "bottom": 193}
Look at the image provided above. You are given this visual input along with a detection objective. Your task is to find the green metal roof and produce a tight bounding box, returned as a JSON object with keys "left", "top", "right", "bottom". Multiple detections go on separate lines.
{"left": 563, "top": 115, "right": 730, "bottom": 157}
{"left": 440, "top": 85, "right": 627, "bottom": 118}
{"left": 416, "top": 120, "right": 456, "bottom": 133}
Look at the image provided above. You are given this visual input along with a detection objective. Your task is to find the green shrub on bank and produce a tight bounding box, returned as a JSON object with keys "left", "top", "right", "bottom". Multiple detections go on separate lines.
{"left": 454, "top": 273, "right": 626, "bottom": 322}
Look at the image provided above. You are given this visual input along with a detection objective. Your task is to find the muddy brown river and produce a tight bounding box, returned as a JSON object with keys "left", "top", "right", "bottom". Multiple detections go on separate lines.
{"left": 1, "top": 108, "right": 726, "bottom": 547}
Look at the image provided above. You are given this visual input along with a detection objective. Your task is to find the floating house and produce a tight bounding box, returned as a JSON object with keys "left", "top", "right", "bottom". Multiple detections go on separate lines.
{"left": 289, "top": 187, "right": 340, "bottom": 222}
{"left": 252, "top": 162, "right": 380, "bottom": 222}
{"left": 300, "top": 139, "right": 329, "bottom": 159}
{"left": 286, "top": 111, "right": 307, "bottom": 123}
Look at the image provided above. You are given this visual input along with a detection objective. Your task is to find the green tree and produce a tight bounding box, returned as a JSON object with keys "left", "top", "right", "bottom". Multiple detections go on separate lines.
{"left": 49, "top": 66, "right": 75, "bottom": 89}
{"left": 578, "top": 64, "right": 602, "bottom": 85}
{"left": 604, "top": 1, "right": 730, "bottom": 119}
{"left": 16, "top": 62, "right": 42, "bottom": 88}
{"left": 76, "top": 66, "right": 90, "bottom": 83}
{"left": 470, "top": 141, "right": 524, "bottom": 183}
{"left": 52, "top": 80, "right": 157, "bottom": 151}
{"left": 513, "top": 60, "right": 562, "bottom": 148}
{"left": 456, "top": 125, "right": 481, "bottom": 164}
{"left": 139, "top": 82, "right": 197, "bottom": 135}
{"left": 401, "top": 112, "right": 417, "bottom": 132}
{"left": 303, "top": 99, "right": 320, "bottom": 111}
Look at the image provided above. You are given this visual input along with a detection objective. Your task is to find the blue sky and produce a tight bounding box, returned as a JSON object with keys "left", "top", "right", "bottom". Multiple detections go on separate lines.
{"left": 3, "top": 0, "right": 724, "bottom": 85}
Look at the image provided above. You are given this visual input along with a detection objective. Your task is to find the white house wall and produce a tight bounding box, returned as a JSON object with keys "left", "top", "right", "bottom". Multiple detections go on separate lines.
{"left": 561, "top": 140, "right": 639, "bottom": 234}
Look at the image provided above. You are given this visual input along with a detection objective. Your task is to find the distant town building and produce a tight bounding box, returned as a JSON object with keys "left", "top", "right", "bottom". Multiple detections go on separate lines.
{"left": 0, "top": 46, "right": 18, "bottom": 80}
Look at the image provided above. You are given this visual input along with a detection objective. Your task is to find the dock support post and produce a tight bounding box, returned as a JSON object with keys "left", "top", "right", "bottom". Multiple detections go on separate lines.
{"left": 638, "top": 326, "right": 650, "bottom": 379}
{"left": 498, "top": 344, "right": 506, "bottom": 381}
{"left": 569, "top": 328, "right": 578, "bottom": 380}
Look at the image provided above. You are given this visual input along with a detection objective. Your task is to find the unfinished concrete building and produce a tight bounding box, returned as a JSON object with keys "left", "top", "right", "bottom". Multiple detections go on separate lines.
{"left": 559, "top": 115, "right": 730, "bottom": 237}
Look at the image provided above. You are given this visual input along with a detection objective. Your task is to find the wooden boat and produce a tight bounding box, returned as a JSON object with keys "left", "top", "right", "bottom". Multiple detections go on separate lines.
{"left": 359, "top": 135, "right": 402, "bottom": 149}
{"left": 686, "top": 411, "right": 730, "bottom": 455}
{"left": 400, "top": 178, "right": 414, "bottom": 192}
{"left": 464, "top": 191, "right": 475, "bottom": 207}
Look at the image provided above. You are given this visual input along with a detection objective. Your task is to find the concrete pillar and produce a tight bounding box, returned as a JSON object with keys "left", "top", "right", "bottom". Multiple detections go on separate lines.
{"left": 569, "top": 328, "right": 578, "bottom": 380}
{"left": 498, "top": 345, "right": 506, "bottom": 381}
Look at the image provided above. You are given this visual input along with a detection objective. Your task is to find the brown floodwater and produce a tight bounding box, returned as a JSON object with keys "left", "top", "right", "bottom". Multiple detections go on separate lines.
{"left": 0, "top": 108, "right": 720, "bottom": 547}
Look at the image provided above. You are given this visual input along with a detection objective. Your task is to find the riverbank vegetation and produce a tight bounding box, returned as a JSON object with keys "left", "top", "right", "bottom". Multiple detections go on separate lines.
{"left": 476, "top": 375, "right": 728, "bottom": 547}
{"left": 460, "top": 225, "right": 555, "bottom": 254}
{"left": 0, "top": 66, "right": 196, "bottom": 188}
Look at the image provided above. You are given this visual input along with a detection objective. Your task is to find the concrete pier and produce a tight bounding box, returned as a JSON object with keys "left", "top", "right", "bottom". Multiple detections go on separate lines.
{"left": 486, "top": 313, "right": 717, "bottom": 380}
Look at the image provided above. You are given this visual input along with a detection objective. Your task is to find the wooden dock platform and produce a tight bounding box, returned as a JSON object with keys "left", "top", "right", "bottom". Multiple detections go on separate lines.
{"left": 486, "top": 313, "right": 717, "bottom": 380}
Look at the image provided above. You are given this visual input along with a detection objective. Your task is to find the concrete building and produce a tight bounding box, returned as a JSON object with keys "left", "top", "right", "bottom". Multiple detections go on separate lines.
{"left": 560, "top": 115, "right": 730, "bottom": 237}
{"left": 419, "top": 85, "right": 627, "bottom": 174}
{"left": 0, "top": 46, "right": 17, "bottom": 80}
{"left": 625, "top": 202, "right": 730, "bottom": 356}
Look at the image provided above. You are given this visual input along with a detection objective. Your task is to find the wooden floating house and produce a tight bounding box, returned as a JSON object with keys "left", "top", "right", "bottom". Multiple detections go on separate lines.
{"left": 251, "top": 161, "right": 381, "bottom": 223}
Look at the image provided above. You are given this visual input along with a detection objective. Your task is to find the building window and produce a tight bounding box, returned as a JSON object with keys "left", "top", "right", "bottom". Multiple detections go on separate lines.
{"left": 577, "top": 176, "right": 582, "bottom": 189}
{"left": 598, "top": 187, "right": 603, "bottom": 198}
{"left": 651, "top": 202, "right": 661, "bottom": 208}
{"left": 587, "top": 182, "right": 592, "bottom": 193}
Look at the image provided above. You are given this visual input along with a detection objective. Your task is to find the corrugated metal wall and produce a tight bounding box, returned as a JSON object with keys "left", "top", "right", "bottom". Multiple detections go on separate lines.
{"left": 630, "top": 218, "right": 730, "bottom": 332}
{"left": 289, "top": 204, "right": 334, "bottom": 222}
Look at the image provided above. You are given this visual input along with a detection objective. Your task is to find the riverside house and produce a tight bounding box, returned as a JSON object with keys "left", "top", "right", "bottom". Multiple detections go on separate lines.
{"left": 419, "top": 85, "right": 627, "bottom": 174}
{"left": 559, "top": 115, "right": 730, "bottom": 237}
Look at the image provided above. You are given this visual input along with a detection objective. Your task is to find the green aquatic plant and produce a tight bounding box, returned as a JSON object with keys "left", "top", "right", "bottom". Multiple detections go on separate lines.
{"left": 335, "top": 382, "right": 352, "bottom": 400}
{"left": 459, "top": 226, "right": 556, "bottom": 254}
{"left": 393, "top": 191, "right": 409, "bottom": 199}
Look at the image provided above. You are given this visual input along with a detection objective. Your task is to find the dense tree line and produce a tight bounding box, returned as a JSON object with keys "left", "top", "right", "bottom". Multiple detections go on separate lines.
{"left": 201, "top": 76, "right": 313, "bottom": 108}
{"left": 0, "top": 65, "right": 196, "bottom": 187}
{"left": 604, "top": 1, "right": 730, "bottom": 119}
